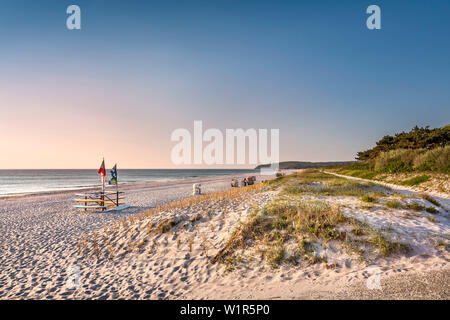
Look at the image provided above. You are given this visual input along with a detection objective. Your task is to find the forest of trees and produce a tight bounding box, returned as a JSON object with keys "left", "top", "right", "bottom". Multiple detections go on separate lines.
{"left": 356, "top": 125, "right": 450, "bottom": 161}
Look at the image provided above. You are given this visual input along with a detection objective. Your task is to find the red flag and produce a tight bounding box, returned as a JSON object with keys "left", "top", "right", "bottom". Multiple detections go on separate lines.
{"left": 98, "top": 159, "right": 106, "bottom": 177}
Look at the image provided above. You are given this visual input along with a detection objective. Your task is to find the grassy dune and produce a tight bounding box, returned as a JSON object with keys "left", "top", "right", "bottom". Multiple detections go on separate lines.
{"left": 212, "top": 170, "right": 428, "bottom": 270}
{"left": 328, "top": 125, "right": 449, "bottom": 193}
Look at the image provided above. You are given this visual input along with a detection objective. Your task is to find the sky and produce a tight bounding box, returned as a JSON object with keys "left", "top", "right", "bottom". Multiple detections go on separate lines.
{"left": 0, "top": 0, "right": 449, "bottom": 169}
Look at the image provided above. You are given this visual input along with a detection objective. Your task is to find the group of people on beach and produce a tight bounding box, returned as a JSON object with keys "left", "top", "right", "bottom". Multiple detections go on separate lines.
{"left": 231, "top": 176, "right": 256, "bottom": 188}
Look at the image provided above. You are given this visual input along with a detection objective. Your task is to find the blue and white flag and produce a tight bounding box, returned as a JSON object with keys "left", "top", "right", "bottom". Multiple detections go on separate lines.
{"left": 109, "top": 164, "right": 117, "bottom": 185}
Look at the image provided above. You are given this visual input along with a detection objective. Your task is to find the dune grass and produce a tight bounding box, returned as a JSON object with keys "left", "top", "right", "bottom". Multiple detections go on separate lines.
{"left": 385, "top": 200, "right": 402, "bottom": 209}
{"left": 361, "top": 194, "right": 379, "bottom": 203}
{"left": 80, "top": 169, "right": 415, "bottom": 270}
{"left": 425, "top": 206, "right": 438, "bottom": 214}
{"left": 361, "top": 145, "right": 450, "bottom": 174}
{"left": 368, "top": 230, "right": 410, "bottom": 257}
{"left": 211, "top": 199, "right": 348, "bottom": 267}
{"left": 400, "top": 175, "right": 430, "bottom": 186}
{"left": 406, "top": 202, "right": 426, "bottom": 212}
{"left": 328, "top": 145, "right": 450, "bottom": 193}
{"left": 78, "top": 182, "right": 267, "bottom": 261}
{"left": 384, "top": 197, "right": 439, "bottom": 214}
{"left": 420, "top": 194, "right": 441, "bottom": 207}
{"left": 266, "top": 245, "right": 286, "bottom": 268}
{"left": 213, "top": 170, "right": 410, "bottom": 269}
{"left": 283, "top": 170, "right": 388, "bottom": 198}
{"left": 213, "top": 197, "right": 409, "bottom": 268}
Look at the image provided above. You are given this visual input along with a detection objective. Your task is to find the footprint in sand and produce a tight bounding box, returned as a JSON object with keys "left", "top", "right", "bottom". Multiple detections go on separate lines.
{"left": 172, "top": 266, "right": 180, "bottom": 273}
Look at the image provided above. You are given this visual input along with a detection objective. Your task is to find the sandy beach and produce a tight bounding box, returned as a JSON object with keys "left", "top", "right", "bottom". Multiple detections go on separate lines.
{"left": 0, "top": 172, "right": 277, "bottom": 299}
{"left": 0, "top": 170, "right": 449, "bottom": 300}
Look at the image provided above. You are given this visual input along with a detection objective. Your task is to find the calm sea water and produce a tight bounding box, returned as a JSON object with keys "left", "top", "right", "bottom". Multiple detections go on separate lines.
{"left": 0, "top": 169, "right": 256, "bottom": 196}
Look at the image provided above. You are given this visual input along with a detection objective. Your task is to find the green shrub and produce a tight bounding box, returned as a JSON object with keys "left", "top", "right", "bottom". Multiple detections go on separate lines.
{"left": 341, "top": 162, "right": 371, "bottom": 171}
{"left": 369, "top": 231, "right": 410, "bottom": 257}
{"left": 413, "top": 145, "right": 450, "bottom": 173}
{"left": 425, "top": 206, "right": 438, "bottom": 214}
{"left": 400, "top": 175, "right": 430, "bottom": 186}
{"left": 361, "top": 195, "right": 378, "bottom": 203}
{"left": 420, "top": 194, "right": 441, "bottom": 207}
{"left": 351, "top": 225, "right": 365, "bottom": 236}
{"left": 382, "top": 160, "right": 413, "bottom": 174}
{"left": 373, "top": 149, "right": 420, "bottom": 172}
{"left": 407, "top": 202, "right": 425, "bottom": 211}
{"left": 355, "top": 124, "right": 449, "bottom": 174}
{"left": 267, "top": 246, "right": 285, "bottom": 268}
{"left": 272, "top": 215, "right": 289, "bottom": 230}
{"left": 350, "top": 170, "right": 378, "bottom": 179}
{"left": 360, "top": 171, "right": 378, "bottom": 179}
{"left": 369, "top": 145, "right": 450, "bottom": 174}
{"left": 386, "top": 200, "right": 402, "bottom": 209}
{"left": 357, "top": 125, "right": 450, "bottom": 161}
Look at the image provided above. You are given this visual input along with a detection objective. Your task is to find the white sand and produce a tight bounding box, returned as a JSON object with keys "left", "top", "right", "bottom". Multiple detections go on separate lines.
{"left": 0, "top": 170, "right": 448, "bottom": 299}
{"left": 0, "top": 172, "right": 277, "bottom": 299}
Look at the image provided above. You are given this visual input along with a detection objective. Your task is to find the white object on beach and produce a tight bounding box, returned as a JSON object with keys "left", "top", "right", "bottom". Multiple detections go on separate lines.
{"left": 104, "top": 204, "right": 131, "bottom": 212}
{"left": 192, "top": 183, "right": 201, "bottom": 195}
{"left": 74, "top": 205, "right": 107, "bottom": 210}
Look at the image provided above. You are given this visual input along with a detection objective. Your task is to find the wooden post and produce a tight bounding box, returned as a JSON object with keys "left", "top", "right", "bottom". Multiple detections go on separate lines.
{"left": 116, "top": 181, "right": 119, "bottom": 207}
{"left": 101, "top": 172, "right": 105, "bottom": 211}
{"left": 116, "top": 165, "right": 119, "bottom": 207}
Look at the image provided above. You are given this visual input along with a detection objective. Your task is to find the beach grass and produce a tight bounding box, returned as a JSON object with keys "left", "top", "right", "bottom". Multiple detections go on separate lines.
{"left": 420, "top": 194, "right": 441, "bottom": 207}
{"left": 78, "top": 182, "right": 267, "bottom": 261}
{"left": 400, "top": 175, "right": 430, "bottom": 186}
{"left": 79, "top": 169, "right": 416, "bottom": 271}
{"left": 212, "top": 170, "right": 410, "bottom": 268}
{"left": 386, "top": 200, "right": 402, "bottom": 209}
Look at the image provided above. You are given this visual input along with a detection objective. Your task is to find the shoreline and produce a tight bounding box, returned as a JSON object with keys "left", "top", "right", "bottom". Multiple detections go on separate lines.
{"left": 0, "top": 172, "right": 261, "bottom": 200}
{"left": 0, "top": 168, "right": 258, "bottom": 199}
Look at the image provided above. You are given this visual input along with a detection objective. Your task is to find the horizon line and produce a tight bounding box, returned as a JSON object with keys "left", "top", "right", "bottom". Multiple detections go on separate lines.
{"left": 0, "top": 160, "right": 356, "bottom": 170}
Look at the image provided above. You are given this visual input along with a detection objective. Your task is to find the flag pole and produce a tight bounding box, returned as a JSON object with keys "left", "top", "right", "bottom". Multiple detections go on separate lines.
{"left": 101, "top": 158, "right": 105, "bottom": 209}
{"left": 97, "top": 158, "right": 107, "bottom": 211}
{"left": 116, "top": 164, "right": 119, "bottom": 207}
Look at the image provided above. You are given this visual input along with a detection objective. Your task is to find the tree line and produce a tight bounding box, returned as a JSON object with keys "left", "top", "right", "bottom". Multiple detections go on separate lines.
{"left": 357, "top": 125, "right": 450, "bottom": 160}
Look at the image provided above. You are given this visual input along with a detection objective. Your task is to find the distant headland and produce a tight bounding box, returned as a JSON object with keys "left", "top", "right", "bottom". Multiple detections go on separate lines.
{"left": 254, "top": 161, "right": 354, "bottom": 170}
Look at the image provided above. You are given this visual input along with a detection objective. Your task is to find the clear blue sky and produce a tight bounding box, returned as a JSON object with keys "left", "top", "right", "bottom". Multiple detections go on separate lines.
{"left": 0, "top": 0, "right": 449, "bottom": 168}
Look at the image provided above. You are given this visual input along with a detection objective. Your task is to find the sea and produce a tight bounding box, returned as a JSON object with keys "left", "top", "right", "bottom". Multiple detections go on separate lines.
{"left": 0, "top": 169, "right": 257, "bottom": 196}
